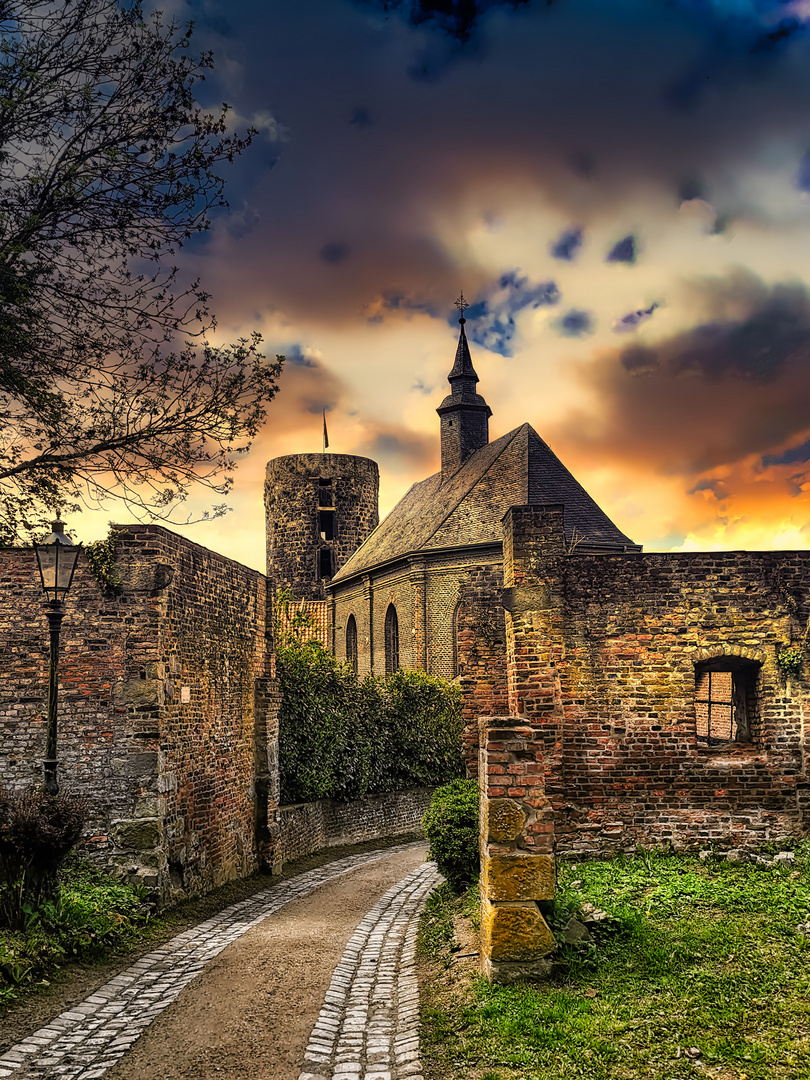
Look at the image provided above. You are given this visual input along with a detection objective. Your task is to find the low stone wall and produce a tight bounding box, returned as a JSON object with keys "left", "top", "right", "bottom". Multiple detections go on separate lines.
{"left": 276, "top": 787, "right": 433, "bottom": 865}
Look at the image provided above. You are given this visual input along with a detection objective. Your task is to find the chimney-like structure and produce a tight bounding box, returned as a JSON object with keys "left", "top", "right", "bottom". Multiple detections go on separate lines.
{"left": 437, "top": 299, "right": 492, "bottom": 476}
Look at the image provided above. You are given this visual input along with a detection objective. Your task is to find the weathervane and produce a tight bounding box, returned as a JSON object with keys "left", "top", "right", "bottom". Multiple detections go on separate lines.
{"left": 454, "top": 292, "right": 469, "bottom": 321}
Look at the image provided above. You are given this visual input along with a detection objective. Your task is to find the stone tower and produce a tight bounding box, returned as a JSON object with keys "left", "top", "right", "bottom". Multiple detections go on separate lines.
{"left": 436, "top": 302, "right": 492, "bottom": 476}
{"left": 265, "top": 453, "right": 379, "bottom": 601}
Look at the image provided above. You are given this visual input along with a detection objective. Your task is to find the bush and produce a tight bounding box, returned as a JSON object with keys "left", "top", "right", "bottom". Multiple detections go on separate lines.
{"left": 422, "top": 778, "right": 480, "bottom": 890}
{"left": 0, "top": 859, "right": 149, "bottom": 999}
{"left": 276, "top": 640, "right": 464, "bottom": 805}
{"left": 0, "top": 786, "right": 87, "bottom": 929}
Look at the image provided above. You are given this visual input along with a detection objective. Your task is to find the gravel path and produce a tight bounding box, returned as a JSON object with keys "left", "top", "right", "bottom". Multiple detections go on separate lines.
{"left": 0, "top": 843, "right": 440, "bottom": 1080}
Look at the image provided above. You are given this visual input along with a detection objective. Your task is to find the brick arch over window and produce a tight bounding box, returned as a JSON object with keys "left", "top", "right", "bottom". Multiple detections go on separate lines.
{"left": 346, "top": 614, "right": 358, "bottom": 674}
{"left": 690, "top": 644, "right": 766, "bottom": 666}
{"left": 384, "top": 604, "right": 399, "bottom": 675}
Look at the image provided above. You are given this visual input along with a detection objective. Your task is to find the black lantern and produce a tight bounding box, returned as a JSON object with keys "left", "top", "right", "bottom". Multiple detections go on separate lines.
{"left": 34, "top": 517, "right": 82, "bottom": 794}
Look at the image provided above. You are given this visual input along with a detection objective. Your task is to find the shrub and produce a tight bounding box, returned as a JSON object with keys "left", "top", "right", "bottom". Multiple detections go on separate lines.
{"left": 422, "top": 778, "right": 480, "bottom": 890}
{"left": 276, "top": 640, "right": 464, "bottom": 805}
{"left": 0, "top": 785, "right": 87, "bottom": 929}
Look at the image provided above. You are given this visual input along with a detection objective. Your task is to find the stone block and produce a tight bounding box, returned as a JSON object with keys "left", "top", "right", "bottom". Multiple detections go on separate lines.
{"left": 112, "top": 818, "right": 163, "bottom": 851}
{"left": 481, "top": 898, "right": 556, "bottom": 962}
{"left": 486, "top": 798, "right": 527, "bottom": 843}
{"left": 483, "top": 853, "right": 555, "bottom": 902}
{"left": 125, "top": 752, "right": 158, "bottom": 778}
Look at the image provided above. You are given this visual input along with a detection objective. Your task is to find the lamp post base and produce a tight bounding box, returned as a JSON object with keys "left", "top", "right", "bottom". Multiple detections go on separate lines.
{"left": 43, "top": 759, "right": 58, "bottom": 795}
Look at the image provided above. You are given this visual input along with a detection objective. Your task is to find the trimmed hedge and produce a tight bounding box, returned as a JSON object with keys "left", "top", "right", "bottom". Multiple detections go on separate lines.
{"left": 277, "top": 640, "right": 464, "bottom": 805}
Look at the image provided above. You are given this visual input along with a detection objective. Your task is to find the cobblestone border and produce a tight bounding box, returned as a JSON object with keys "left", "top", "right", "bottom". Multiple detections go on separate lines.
{"left": 0, "top": 844, "right": 428, "bottom": 1080}
{"left": 298, "top": 861, "right": 442, "bottom": 1080}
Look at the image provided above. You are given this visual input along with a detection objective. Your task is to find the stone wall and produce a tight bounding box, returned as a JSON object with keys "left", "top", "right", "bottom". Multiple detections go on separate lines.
{"left": 0, "top": 526, "right": 277, "bottom": 904}
{"left": 276, "top": 787, "right": 433, "bottom": 864}
{"left": 501, "top": 504, "right": 810, "bottom": 856}
{"left": 265, "top": 454, "right": 379, "bottom": 602}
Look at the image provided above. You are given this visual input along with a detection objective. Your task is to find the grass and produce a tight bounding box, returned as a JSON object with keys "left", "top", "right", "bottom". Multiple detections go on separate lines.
{"left": 418, "top": 845, "right": 810, "bottom": 1080}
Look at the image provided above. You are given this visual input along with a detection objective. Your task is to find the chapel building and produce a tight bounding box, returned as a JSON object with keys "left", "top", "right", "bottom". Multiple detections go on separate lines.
{"left": 321, "top": 309, "right": 640, "bottom": 770}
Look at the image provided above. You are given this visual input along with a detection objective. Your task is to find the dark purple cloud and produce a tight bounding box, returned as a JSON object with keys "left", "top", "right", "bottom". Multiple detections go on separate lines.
{"left": 613, "top": 302, "right": 659, "bottom": 332}
{"left": 556, "top": 309, "right": 594, "bottom": 337}
{"left": 320, "top": 241, "right": 352, "bottom": 265}
{"left": 550, "top": 227, "right": 583, "bottom": 261}
{"left": 607, "top": 235, "right": 638, "bottom": 264}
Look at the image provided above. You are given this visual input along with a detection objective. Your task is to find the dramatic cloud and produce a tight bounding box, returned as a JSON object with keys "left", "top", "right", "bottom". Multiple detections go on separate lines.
{"left": 550, "top": 271, "right": 810, "bottom": 478}
{"left": 464, "top": 272, "right": 559, "bottom": 355}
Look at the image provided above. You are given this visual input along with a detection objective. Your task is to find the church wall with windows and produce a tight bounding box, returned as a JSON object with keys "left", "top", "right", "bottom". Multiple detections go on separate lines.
{"left": 500, "top": 504, "right": 810, "bottom": 854}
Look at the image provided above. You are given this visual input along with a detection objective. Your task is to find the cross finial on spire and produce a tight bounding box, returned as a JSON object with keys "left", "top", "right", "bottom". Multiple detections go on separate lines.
{"left": 454, "top": 291, "right": 469, "bottom": 322}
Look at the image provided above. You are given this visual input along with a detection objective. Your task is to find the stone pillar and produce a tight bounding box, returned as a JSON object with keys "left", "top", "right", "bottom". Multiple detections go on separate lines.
{"left": 479, "top": 715, "right": 556, "bottom": 983}
{"left": 255, "top": 676, "right": 282, "bottom": 874}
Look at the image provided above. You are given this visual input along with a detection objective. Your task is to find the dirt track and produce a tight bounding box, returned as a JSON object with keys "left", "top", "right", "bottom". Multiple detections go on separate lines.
{"left": 96, "top": 843, "right": 428, "bottom": 1080}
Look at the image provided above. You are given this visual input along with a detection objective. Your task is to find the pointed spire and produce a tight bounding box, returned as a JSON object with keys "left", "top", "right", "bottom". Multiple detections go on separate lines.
{"left": 437, "top": 293, "right": 492, "bottom": 475}
{"left": 448, "top": 292, "right": 479, "bottom": 384}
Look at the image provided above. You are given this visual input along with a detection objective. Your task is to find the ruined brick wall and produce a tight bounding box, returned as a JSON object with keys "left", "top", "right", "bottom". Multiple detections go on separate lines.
{"left": 265, "top": 454, "right": 379, "bottom": 602}
{"left": 0, "top": 526, "right": 277, "bottom": 903}
{"left": 502, "top": 504, "right": 810, "bottom": 855}
{"left": 455, "top": 562, "right": 508, "bottom": 776}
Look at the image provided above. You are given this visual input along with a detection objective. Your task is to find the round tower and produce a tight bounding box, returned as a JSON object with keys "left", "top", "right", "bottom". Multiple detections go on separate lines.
{"left": 265, "top": 453, "right": 379, "bottom": 600}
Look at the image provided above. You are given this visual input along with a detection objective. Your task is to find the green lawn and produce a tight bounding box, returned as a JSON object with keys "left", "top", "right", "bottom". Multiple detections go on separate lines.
{"left": 418, "top": 846, "right": 810, "bottom": 1080}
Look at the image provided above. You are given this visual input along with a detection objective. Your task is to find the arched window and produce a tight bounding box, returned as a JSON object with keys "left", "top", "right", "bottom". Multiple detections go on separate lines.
{"left": 695, "top": 658, "right": 759, "bottom": 746}
{"left": 384, "top": 604, "right": 399, "bottom": 675}
{"left": 346, "top": 614, "right": 358, "bottom": 674}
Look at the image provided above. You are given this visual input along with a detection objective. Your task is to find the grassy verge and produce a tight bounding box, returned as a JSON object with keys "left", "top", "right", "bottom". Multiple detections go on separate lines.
{"left": 418, "top": 845, "right": 810, "bottom": 1080}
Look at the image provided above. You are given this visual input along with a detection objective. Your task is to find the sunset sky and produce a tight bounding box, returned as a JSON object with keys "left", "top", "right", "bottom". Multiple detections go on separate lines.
{"left": 81, "top": 0, "right": 810, "bottom": 572}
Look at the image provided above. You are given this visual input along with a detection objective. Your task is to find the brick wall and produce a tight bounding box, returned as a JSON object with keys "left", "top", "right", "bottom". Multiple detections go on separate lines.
{"left": 276, "top": 787, "right": 433, "bottom": 863}
{"left": 501, "top": 504, "right": 810, "bottom": 855}
{"left": 0, "top": 526, "right": 278, "bottom": 903}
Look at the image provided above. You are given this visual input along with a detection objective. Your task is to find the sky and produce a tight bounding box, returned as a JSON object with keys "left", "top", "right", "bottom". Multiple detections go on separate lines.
{"left": 79, "top": 0, "right": 810, "bottom": 572}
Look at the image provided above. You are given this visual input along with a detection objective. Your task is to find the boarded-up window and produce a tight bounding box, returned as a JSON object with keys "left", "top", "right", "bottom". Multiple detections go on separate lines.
{"left": 346, "top": 614, "right": 358, "bottom": 674}
{"left": 695, "top": 660, "right": 757, "bottom": 746}
{"left": 319, "top": 509, "right": 336, "bottom": 540}
{"left": 385, "top": 604, "right": 399, "bottom": 675}
{"left": 318, "top": 547, "right": 333, "bottom": 580}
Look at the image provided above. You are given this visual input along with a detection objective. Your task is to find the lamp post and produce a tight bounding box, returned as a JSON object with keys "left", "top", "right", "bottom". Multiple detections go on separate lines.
{"left": 33, "top": 517, "right": 81, "bottom": 794}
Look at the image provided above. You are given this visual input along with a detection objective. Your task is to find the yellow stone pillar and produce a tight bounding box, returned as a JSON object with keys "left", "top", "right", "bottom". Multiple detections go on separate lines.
{"left": 479, "top": 716, "right": 557, "bottom": 982}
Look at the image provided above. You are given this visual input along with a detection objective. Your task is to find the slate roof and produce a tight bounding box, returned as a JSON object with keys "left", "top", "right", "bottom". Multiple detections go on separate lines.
{"left": 332, "top": 423, "right": 639, "bottom": 583}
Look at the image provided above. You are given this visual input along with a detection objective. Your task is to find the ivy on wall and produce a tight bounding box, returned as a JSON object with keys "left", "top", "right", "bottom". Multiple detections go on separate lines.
{"left": 84, "top": 529, "right": 123, "bottom": 596}
{"left": 276, "top": 639, "right": 464, "bottom": 805}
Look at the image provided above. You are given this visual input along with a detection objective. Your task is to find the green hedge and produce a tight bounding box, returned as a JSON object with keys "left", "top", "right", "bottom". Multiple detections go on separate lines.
{"left": 277, "top": 640, "right": 464, "bottom": 805}
{"left": 422, "top": 778, "right": 480, "bottom": 889}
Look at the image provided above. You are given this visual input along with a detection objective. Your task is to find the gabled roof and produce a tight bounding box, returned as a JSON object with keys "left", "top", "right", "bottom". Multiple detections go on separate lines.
{"left": 331, "top": 423, "right": 639, "bottom": 583}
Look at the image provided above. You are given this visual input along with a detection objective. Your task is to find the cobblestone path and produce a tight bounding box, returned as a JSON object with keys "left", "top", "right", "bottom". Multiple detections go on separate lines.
{"left": 298, "top": 860, "right": 441, "bottom": 1080}
{"left": 0, "top": 844, "right": 440, "bottom": 1080}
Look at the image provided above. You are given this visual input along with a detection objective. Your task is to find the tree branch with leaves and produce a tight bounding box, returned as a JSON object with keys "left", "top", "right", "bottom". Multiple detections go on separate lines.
{"left": 0, "top": 0, "right": 283, "bottom": 541}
